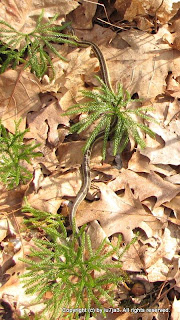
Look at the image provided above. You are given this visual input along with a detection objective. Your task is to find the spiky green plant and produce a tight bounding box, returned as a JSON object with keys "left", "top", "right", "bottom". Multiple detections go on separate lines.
{"left": 20, "top": 210, "right": 138, "bottom": 320}
{"left": 64, "top": 77, "right": 156, "bottom": 160}
{"left": 22, "top": 198, "right": 64, "bottom": 230}
{"left": 0, "top": 119, "right": 41, "bottom": 189}
{"left": 0, "top": 10, "right": 77, "bottom": 78}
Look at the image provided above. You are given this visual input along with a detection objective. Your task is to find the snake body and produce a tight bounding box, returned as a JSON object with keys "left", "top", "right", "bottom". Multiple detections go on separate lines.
{"left": 70, "top": 38, "right": 114, "bottom": 234}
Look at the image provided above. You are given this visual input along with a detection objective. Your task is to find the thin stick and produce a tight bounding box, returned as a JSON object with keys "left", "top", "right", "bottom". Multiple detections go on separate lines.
{"left": 79, "top": 0, "right": 111, "bottom": 25}
{"left": 97, "top": 17, "right": 129, "bottom": 31}
{"left": 80, "top": 0, "right": 130, "bottom": 31}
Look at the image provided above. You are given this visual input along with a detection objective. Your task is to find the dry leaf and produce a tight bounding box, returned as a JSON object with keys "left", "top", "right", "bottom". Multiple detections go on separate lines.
{"left": 164, "top": 196, "right": 180, "bottom": 220}
{"left": 57, "top": 141, "right": 85, "bottom": 169}
{"left": 57, "top": 139, "right": 106, "bottom": 171}
{"left": 171, "top": 297, "right": 180, "bottom": 320}
{"left": 0, "top": 219, "right": 8, "bottom": 242}
{"left": 76, "top": 184, "right": 163, "bottom": 242}
{"left": 120, "top": 240, "right": 144, "bottom": 272}
{"left": 0, "top": 0, "right": 79, "bottom": 33}
{"left": 25, "top": 168, "right": 83, "bottom": 213}
{"left": 0, "top": 186, "right": 26, "bottom": 216}
{"left": 141, "top": 120, "right": 180, "bottom": 165}
{"left": 101, "top": 28, "right": 180, "bottom": 98}
{"left": 115, "top": 0, "right": 173, "bottom": 23}
{"left": 128, "top": 151, "right": 176, "bottom": 176}
{"left": 141, "top": 223, "right": 180, "bottom": 276}
{"left": 70, "top": 0, "right": 98, "bottom": 29}
{"left": 0, "top": 68, "right": 41, "bottom": 132}
{"left": 108, "top": 168, "right": 180, "bottom": 208}
{"left": 87, "top": 220, "right": 109, "bottom": 250}
{"left": 26, "top": 96, "right": 68, "bottom": 145}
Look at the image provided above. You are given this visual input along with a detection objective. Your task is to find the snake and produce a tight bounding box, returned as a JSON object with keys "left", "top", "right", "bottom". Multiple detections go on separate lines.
{"left": 69, "top": 37, "right": 115, "bottom": 236}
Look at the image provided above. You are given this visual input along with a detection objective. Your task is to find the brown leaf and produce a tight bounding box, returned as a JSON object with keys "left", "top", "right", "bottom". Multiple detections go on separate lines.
{"left": 164, "top": 196, "right": 180, "bottom": 220}
{"left": 165, "top": 174, "right": 180, "bottom": 185}
{"left": 171, "top": 297, "right": 180, "bottom": 320}
{"left": 108, "top": 168, "right": 180, "bottom": 208}
{"left": 57, "top": 141, "right": 85, "bottom": 169}
{"left": 0, "top": 0, "right": 79, "bottom": 34}
{"left": 0, "top": 68, "right": 41, "bottom": 132}
{"left": 87, "top": 220, "right": 110, "bottom": 250}
{"left": 50, "top": 44, "right": 102, "bottom": 111}
{"left": 70, "top": 0, "right": 98, "bottom": 29}
{"left": 141, "top": 120, "right": 180, "bottom": 166}
{"left": 0, "top": 241, "right": 45, "bottom": 315}
{"left": 33, "top": 145, "right": 61, "bottom": 175}
{"left": 26, "top": 95, "right": 69, "bottom": 145}
{"left": 115, "top": 0, "right": 173, "bottom": 24}
{"left": 128, "top": 151, "right": 176, "bottom": 176}
{"left": 57, "top": 139, "right": 107, "bottom": 171}
{"left": 141, "top": 230, "right": 179, "bottom": 281}
{"left": 120, "top": 240, "right": 144, "bottom": 272}
{"left": 0, "top": 186, "right": 26, "bottom": 216}
{"left": 164, "top": 99, "right": 180, "bottom": 124}
{"left": 101, "top": 28, "right": 180, "bottom": 98}
{"left": 0, "top": 219, "right": 8, "bottom": 242}
{"left": 77, "top": 184, "right": 163, "bottom": 242}
{"left": 25, "top": 169, "right": 82, "bottom": 213}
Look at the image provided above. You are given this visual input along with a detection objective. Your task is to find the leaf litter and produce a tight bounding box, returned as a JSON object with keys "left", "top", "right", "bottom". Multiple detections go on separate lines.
{"left": 0, "top": 0, "right": 180, "bottom": 319}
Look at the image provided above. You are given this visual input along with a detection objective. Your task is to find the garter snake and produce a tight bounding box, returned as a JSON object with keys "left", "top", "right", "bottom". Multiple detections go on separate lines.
{"left": 70, "top": 37, "right": 116, "bottom": 236}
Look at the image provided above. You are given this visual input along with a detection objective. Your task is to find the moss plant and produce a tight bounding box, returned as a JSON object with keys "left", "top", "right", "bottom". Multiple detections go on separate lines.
{"left": 0, "top": 10, "right": 77, "bottom": 78}
{"left": 0, "top": 119, "right": 41, "bottom": 189}
{"left": 64, "top": 77, "right": 156, "bottom": 160}
{"left": 20, "top": 205, "right": 138, "bottom": 320}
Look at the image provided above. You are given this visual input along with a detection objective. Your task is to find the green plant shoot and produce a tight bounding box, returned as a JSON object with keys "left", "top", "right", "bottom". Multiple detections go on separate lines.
{"left": 64, "top": 77, "right": 156, "bottom": 160}
{"left": 20, "top": 205, "right": 138, "bottom": 320}
{"left": 0, "top": 10, "right": 77, "bottom": 78}
{"left": 0, "top": 119, "right": 41, "bottom": 189}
